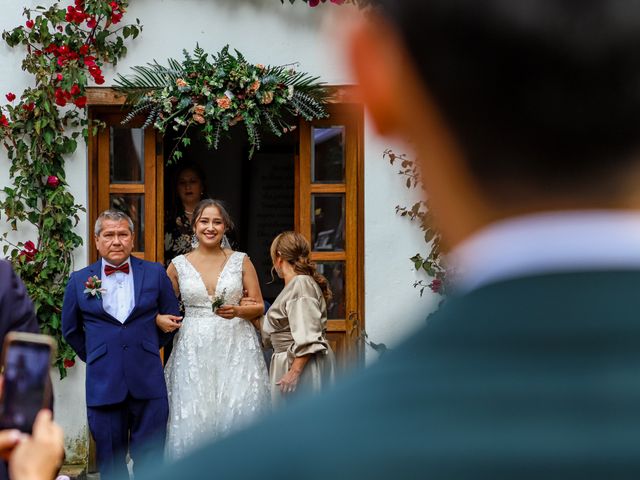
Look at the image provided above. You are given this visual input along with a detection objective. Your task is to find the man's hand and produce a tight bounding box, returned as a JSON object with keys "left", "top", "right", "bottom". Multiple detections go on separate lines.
{"left": 9, "top": 410, "right": 64, "bottom": 480}
{"left": 156, "top": 313, "right": 183, "bottom": 333}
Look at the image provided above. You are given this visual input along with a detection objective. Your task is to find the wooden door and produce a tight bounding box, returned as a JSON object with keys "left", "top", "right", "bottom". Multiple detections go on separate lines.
{"left": 89, "top": 110, "right": 164, "bottom": 263}
{"left": 298, "top": 104, "right": 364, "bottom": 368}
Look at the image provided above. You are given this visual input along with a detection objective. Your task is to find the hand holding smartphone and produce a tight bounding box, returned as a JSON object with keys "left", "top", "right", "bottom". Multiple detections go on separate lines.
{"left": 0, "top": 332, "right": 55, "bottom": 433}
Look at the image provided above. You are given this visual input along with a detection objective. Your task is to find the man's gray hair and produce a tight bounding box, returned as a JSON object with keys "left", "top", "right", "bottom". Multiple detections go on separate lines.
{"left": 94, "top": 210, "right": 135, "bottom": 236}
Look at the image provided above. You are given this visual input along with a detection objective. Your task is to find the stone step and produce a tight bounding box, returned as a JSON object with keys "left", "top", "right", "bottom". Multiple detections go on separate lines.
{"left": 57, "top": 464, "right": 87, "bottom": 480}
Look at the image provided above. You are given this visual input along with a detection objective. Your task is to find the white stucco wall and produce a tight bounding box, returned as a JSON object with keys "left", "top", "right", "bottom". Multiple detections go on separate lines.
{"left": 0, "top": 0, "right": 437, "bottom": 465}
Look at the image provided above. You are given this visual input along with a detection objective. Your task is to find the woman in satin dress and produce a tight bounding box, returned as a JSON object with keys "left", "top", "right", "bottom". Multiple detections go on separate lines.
{"left": 262, "top": 231, "right": 335, "bottom": 407}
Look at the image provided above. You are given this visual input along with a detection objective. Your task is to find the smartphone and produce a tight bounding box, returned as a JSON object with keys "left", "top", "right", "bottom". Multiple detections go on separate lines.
{"left": 0, "top": 332, "right": 55, "bottom": 433}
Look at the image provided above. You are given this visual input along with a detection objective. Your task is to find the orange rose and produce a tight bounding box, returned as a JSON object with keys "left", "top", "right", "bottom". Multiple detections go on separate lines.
{"left": 217, "top": 97, "right": 232, "bottom": 109}
{"left": 193, "top": 104, "right": 205, "bottom": 115}
{"left": 249, "top": 80, "right": 261, "bottom": 92}
{"left": 176, "top": 78, "right": 188, "bottom": 88}
{"left": 192, "top": 114, "right": 205, "bottom": 124}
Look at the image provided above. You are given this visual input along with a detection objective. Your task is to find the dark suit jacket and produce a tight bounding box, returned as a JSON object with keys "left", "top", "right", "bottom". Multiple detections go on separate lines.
{"left": 0, "top": 260, "right": 40, "bottom": 480}
{"left": 62, "top": 256, "right": 179, "bottom": 407}
{"left": 138, "top": 270, "right": 640, "bottom": 479}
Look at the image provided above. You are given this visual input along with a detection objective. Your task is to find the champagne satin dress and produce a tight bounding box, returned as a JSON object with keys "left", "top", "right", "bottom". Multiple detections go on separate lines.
{"left": 262, "top": 275, "right": 335, "bottom": 407}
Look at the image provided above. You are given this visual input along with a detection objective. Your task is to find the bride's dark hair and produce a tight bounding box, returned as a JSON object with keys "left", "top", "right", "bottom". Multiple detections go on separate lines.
{"left": 270, "top": 231, "right": 332, "bottom": 303}
{"left": 191, "top": 199, "right": 235, "bottom": 233}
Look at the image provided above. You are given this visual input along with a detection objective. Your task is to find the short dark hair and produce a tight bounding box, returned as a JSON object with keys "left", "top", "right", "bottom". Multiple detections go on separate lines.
{"left": 95, "top": 210, "right": 134, "bottom": 236}
{"left": 378, "top": 0, "right": 640, "bottom": 201}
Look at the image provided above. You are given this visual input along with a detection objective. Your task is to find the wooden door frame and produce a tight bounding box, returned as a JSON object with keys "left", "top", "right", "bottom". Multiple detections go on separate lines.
{"left": 86, "top": 87, "right": 365, "bottom": 344}
{"left": 297, "top": 102, "right": 365, "bottom": 364}
{"left": 87, "top": 103, "right": 165, "bottom": 263}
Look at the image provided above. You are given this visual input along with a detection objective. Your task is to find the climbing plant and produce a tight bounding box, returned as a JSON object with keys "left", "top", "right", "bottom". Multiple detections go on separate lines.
{"left": 0, "top": 0, "right": 141, "bottom": 377}
{"left": 385, "top": 149, "right": 448, "bottom": 297}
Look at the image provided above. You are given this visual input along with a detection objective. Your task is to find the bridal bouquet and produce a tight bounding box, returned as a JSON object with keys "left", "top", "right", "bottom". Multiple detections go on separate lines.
{"left": 210, "top": 289, "right": 227, "bottom": 312}
{"left": 115, "top": 45, "right": 328, "bottom": 161}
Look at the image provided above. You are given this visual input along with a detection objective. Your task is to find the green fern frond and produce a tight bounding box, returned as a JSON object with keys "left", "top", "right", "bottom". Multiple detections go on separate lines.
{"left": 261, "top": 110, "right": 282, "bottom": 137}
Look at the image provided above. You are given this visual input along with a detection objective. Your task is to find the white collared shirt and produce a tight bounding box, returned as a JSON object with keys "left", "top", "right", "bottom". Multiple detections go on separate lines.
{"left": 101, "top": 258, "right": 135, "bottom": 323}
{"left": 449, "top": 210, "right": 640, "bottom": 294}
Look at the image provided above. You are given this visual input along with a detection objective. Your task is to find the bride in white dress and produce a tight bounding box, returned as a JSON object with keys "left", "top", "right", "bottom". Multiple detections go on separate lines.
{"left": 156, "top": 199, "right": 270, "bottom": 461}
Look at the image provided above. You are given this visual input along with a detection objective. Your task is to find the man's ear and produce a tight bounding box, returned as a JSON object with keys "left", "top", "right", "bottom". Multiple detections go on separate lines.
{"left": 346, "top": 14, "right": 407, "bottom": 136}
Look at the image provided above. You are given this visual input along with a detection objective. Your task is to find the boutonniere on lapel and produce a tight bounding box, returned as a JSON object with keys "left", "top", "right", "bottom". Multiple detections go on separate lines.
{"left": 84, "top": 275, "right": 106, "bottom": 299}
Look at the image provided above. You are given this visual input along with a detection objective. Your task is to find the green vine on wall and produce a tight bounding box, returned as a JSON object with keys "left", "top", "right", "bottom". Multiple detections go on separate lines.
{"left": 385, "top": 149, "right": 448, "bottom": 297}
{"left": 0, "top": 0, "right": 141, "bottom": 378}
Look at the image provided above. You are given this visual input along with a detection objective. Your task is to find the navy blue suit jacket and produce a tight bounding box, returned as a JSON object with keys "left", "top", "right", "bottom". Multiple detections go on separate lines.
{"left": 62, "top": 256, "right": 179, "bottom": 407}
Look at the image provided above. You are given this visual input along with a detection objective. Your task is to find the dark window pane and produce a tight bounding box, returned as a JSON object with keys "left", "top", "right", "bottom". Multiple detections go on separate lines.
{"left": 110, "top": 127, "right": 144, "bottom": 183}
{"left": 312, "top": 126, "right": 345, "bottom": 183}
{"left": 311, "top": 194, "right": 345, "bottom": 252}
{"left": 110, "top": 194, "right": 144, "bottom": 252}
{"left": 316, "top": 261, "right": 345, "bottom": 319}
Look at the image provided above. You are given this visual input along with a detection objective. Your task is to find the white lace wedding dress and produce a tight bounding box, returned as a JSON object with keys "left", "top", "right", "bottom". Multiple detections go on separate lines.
{"left": 164, "top": 252, "right": 271, "bottom": 461}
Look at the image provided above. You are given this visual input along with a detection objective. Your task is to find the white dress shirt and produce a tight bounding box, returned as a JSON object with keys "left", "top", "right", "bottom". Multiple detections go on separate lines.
{"left": 449, "top": 210, "right": 640, "bottom": 294}
{"left": 101, "top": 258, "right": 135, "bottom": 323}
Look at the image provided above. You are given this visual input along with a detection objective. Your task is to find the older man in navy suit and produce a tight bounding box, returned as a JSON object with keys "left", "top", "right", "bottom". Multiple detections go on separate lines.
{"left": 62, "top": 210, "right": 179, "bottom": 480}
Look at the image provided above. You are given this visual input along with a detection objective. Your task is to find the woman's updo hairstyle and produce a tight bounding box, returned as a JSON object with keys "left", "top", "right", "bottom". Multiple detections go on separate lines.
{"left": 191, "top": 199, "right": 235, "bottom": 233}
{"left": 270, "top": 231, "right": 332, "bottom": 303}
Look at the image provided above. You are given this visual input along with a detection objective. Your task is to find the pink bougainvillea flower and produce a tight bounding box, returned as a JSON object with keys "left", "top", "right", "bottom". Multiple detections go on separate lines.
{"left": 79, "top": 45, "right": 89, "bottom": 56}
{"left": 20, "top": 241, "right": 38, "bottom": 262}
{"left": 22, "top": 103, "right": 35, "bottom": 112}
{"left": 63, "top": 358, "right": 75, "bottom": 368}
{"left": 56, "top": 73, "right": 63, "bottom": 82}
{"left": 86, "top": 16, "right": 97, "bottom": 29}
{"left": 70, "top": 84, "right": 81, "bottom": 96}
{"left": 55, "top": 88, "right": 69, "bottom": 106}
{"left": 0, "top": 115, "right": 8, "bottom": 127}
{"left": 25, "top": 19, "right": 35, "bottom": 29}
{"left": 5, "top": 93, "right": 16, "bottom": 102}
{"left": 73, "top": 96, "right": 87, "bottom": 108}
{"left": 47, "top": 175, "right": 60, "bottom": 188}
{"left": 429, "top": 278, "right": 443, "bottom": 294}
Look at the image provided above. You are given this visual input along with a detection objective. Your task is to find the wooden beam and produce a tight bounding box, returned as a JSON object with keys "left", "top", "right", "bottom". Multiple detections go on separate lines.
{"left": 87, "top": 85, "right": 359, "bottom": 107}
{"left": 86, "top": 88, "right": 127, "bottom": 106}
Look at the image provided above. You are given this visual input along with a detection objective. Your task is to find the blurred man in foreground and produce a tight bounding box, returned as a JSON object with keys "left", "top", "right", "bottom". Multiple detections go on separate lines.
{"left": 0, "top": 260, "right": 64, "bottom": 479}
{"left": 139, "top": 1, "right": 640, "bottom": 478}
